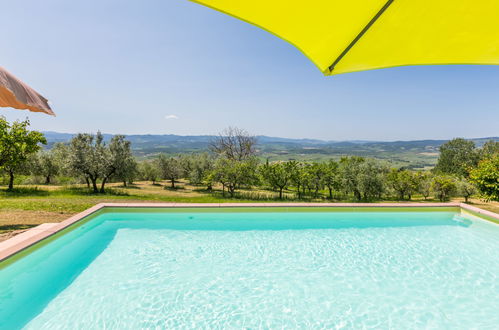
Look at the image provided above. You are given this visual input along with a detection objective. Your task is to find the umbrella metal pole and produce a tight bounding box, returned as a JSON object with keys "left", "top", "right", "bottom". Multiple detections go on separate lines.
{"left": 328, "top": 0, "right": 395, "bottom": 73}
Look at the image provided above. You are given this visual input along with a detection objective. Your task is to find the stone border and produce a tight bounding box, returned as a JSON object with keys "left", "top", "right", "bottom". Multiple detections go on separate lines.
{"left": 1, "top": 202, "right": 497, "bottom": 263}
{"left": 459, "top": 203, "right": 499, "bottom": 221}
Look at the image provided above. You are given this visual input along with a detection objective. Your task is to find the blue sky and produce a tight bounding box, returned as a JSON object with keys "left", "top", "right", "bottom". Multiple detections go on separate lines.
{"left": 1, "top": 0, "right": 498, "bottom": 141}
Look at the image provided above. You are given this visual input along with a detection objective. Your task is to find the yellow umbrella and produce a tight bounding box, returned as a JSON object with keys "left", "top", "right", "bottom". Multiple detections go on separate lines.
{"left": 0, "top": 66, "right": 55, "bottom": 116}
{"left": 191, "top": 0, "right": 499, "bottom": 75}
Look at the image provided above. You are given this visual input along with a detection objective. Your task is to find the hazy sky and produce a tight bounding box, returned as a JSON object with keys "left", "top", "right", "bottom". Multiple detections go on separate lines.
{"left": 1, "top": 0, "right": 498, "bottom": 140}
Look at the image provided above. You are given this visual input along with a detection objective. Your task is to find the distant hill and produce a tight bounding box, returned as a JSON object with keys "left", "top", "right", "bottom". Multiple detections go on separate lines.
{"left": 42, "top": 131, "right": 498, "bottom": 169}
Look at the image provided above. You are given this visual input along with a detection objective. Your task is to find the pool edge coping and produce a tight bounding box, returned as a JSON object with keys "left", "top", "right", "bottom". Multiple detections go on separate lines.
{"left": 0, "top": 202, "right": 497, "bottom": 263}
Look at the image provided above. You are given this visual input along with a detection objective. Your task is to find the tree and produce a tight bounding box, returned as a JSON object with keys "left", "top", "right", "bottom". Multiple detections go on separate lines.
{"left": 434, "top": 138, "right": 479, "bottom": 177}
{"left": 139, "top": 160, "right": 160, "bottom": 184}
{"left": 290, "top": 162, "right": 306, "bottom": 199}
{"left": 32, "top": 149, "right": 61, "bottom": 184}
{"left": 432, "top": 175, "right": 457, "bottom": 202}
{"left": 415, "top": 171, "right": 433, "bottom": 200}
{"left": 456, "top": 178, "right": 477, "bottom": 203}
{"left": 305, "top": 162, "right": 325, "bottom": 198}
{"left": 68, "top": 132, "right": 132, "bottom": 193}
{"left": 210, "top": 157, "right": 258, "bottom": 197}
{"left": 387, "top": 169, "right": 417, "bottom": 200}
{"left": 322, "top": 160, "right": 340, "bottom": 199}
{"left": 158, "top": 155, "right": 185, "bottom": 188}
{"left": 480, "top": 140, "right": 499, "bottom": 160}
{"left": 357, "top": 159, "right": 387, "bottom": 200}
{"left": 68, "top": 133, "right": 105, "bottom": 193}
{"left": 339, "top": 156, "right": 365, "bottom": 201}
{"left": 110, "top": 136, "right": 137, "bottom": 187}
{"left": 185, "top": 153, "right": 214, "bottom": 187}
{"left": 209, "top": 127, "right": 257, "bottom": 161}
{"left": 259, "top": 160, "right": 297, "bottom": 199}
{"left": 0, "top": 118, "right": 46, "bottom": 190}
{"left": 469, "top": 155, "right": 499, "bottom": 201}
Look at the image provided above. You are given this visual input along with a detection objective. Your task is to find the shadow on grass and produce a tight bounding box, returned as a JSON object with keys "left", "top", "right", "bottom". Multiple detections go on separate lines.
{"left": 120, "top": 184, "right": 141, "bottom": 190}
{"left": 0, "top": 187, "right": 50, "bottom": 197}
{"left": 0, "top": 224, "right": 37, "bottom": 233}
{"left": 164, "top": 186, "right": 185, "bottom": 191}
{"left": 57, "top": 186, "right": 130, "bottom": 197}
{"left": 192, "top": 187, "right": 212, "bottom": 193}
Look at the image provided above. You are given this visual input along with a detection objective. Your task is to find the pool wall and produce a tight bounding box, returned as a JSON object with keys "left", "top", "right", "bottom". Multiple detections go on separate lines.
{"left": 0, "top": 202, "right": 497, "bottom": 264}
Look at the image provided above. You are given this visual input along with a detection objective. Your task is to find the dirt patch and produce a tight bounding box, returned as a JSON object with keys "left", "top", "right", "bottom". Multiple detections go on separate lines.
{"left": 0, "top": 210, "right": 73, "bottom": 242}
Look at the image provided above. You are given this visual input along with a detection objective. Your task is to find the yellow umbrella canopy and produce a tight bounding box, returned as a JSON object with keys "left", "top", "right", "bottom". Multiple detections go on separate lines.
{"left": 0, "top": 66, "right": 54, "bottom": 116}
{"left": 191, "top": 0, "right": 499, "bottom": 75}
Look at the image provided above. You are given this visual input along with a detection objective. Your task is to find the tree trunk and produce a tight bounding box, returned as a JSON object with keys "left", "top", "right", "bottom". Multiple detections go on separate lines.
{"left": 100, "top": 177, "right": 108, "bottom": 193}
{"left": 91, "top": 178, "right": 98, "bottom": 193}
{"left": 86, "top": 177, "right": 90, "bottom": 188}
{"left": 328, "top": 187, "right": 333, "bottom": 199}
{"left": 45, "top": 175, "right": 51, "bottom": 185}
{"left": 279, "top": 187, "right": 283, "bottom": 199}
{"left": 222, "top": 183, "right": 225, "bottom": 197}
{"left": 123, "top": 180, "right": 127, "bottom": 187}
{"left": 8, "top": 171, "right": 14, "bottom": 190}
{"left": 464, "top": 195, "right": 469, "bottom": 203}
{"left": 170, "top": 178, "right": 175, "bottom": 188}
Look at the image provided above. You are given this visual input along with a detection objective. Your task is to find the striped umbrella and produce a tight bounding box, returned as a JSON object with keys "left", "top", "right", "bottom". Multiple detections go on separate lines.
{"left": 0, "top": 66, "right": 54, "bottom": 116}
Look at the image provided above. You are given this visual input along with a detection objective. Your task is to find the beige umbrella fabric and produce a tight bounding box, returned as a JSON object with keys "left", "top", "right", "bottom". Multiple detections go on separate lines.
{"left": 0, "top": 66, "right": 54, "bottom": 116}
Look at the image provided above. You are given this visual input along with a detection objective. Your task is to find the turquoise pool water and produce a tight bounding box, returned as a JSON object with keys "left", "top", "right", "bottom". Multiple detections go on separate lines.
{"left": 0, "top": 209, "right": 498, "bottom": 329}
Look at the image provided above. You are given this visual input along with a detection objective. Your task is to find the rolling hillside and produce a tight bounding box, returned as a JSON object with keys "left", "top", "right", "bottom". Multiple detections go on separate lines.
{"left": 43, "top": 132, "right": 498, "bottom": 169}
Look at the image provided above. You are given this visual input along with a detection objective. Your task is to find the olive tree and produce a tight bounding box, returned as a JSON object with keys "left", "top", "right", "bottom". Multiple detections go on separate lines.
{"left": 32, "top": 149, "right": 61, "bottom": 184}
{"left": 339, "top": 156, "right": 365, "bottom": 201}
{"left": 111, "top": 136, "right": 137, "bottom": 187}
{"left": 139, "top": 160, "right": 160, "bottom": 184}
{"left": 158, "top": 155, "right": 185, "bottom": 188}
{"left": 415, "top": 171, "right": 433, "bottom": 200}
{"left": 185, "top": 153, "right": 214, "bottom": 187}
{"left": 305, "top": 162, "right": 325, "bottom": 198}
{"left": 210, "top": 157, "right": 258, "bottom": 197}
{"left": 357, "top": 159, "right": 387, "bottom": 200}
{"left": 432, "top": 175, "right": 457, "bottom": 202}
{"left": 259, "top": 160, "right": 297, "bottom": 199}
{"left": 290, "top": 162, "right": 307, "bottom": 199}
{"left": 386, "top": 169, "right": 417, "bottom": 200}
{"left": 322, "top": 160, "right": 340, "bottom": 200}
{"left": 456, "top": 178, "right": 477, "bottom": 203}
{"left": 68, "top": 132, "right": 133, "bottom": 193}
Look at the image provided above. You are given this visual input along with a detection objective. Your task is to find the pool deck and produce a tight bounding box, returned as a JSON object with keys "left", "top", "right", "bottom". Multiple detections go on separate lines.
{"left": 0, "top": 202, "right": 497, "bottom": 262}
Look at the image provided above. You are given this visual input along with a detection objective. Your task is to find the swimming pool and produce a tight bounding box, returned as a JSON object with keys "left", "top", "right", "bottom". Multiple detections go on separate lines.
{"left": 1, "top": 206, "right": 498, "bottom": 329}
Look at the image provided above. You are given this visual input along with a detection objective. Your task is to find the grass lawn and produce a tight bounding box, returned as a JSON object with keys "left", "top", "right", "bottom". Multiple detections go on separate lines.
{"left": 0, "top": 180, "right": 497, "bottom": 241}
